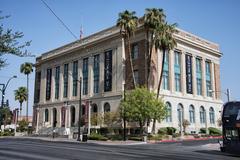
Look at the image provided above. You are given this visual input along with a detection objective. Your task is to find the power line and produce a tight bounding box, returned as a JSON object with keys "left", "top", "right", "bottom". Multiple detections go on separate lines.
{"left": 40, "top": 0, "right": 78, "bottom": 40}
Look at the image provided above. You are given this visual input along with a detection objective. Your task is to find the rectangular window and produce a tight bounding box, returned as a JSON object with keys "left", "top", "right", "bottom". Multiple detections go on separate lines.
{"left": 83, "top": 58, "right": 88, "bottom": 95}
{"left": 72, "top": 61, "right": 78, "bottom": 96}
{"left": 46, "top": 68, "right": 52, "bottom": 100}
{"left": 162, "top": 51, "right": 169, "bottom": 90}
{"left": 196, "top": 58, "right": 202, "bottom": 95}
{"left": 174, "top": 51, "right": 181, "bottom": 92}
{"left": 104, "top": 50, "right": 112, "bottom": 92}
{"left": 134, "top": 70, "right": 139, "bottom": 85}
{"left": 185, "top": 54, "right": 193, "bottom": 94}
{"left": 131, "top": 43, "right": 138, "bottom": 59}
{"left": 63, "top": 64, "right": 69, "bottom": 98}
{"left": 55, "top": 66, "right": 60, "bottom": 99}
{"left": 205, "top": 61, "right": 212, "bottom": 97}
{"left": 93, "top": 54, "right": 100, "bottom": 94}
{"left": 34, "top": 71, "right": 41, "bottom": 103}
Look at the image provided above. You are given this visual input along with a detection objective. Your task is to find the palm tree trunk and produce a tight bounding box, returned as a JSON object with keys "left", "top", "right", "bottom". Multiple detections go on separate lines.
{"left": 20, "top": 103, "right": 22, "bottom": 120}
{"left": 147, "top": 34, "right": 154, "bottom": 89}
{"left": 127, "top": 34, "right": 136, "bottom": 88}
{"left": 26, "top": 74, "right": 29, "bottom": 122}
{"left": 146, "top": 30, "right": 150, "bottom": 89}
{"left": 157, "top": 49, "right": 166, "bottom": 98}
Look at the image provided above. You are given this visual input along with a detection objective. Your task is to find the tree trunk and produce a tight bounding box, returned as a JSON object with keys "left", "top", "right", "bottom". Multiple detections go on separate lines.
{"left": 139, "top": 120, "right": 143, "bottom": 135}
{"left": 127, "top": 34, "right": 136, "bottom": 88}
{"left": 147, "top": 32, "right": 154, "bottom": 90}
{"left": 20, "top": 103, "right": 22, "bottom": 120}
{"left": 26, "top": 74, "right": 29, "bottom": 122}
{"left": 152, "top": 118, "right": 157, "bottom": 134}
{"left": 157, "top": 49, "right": 166, "bottom": 98}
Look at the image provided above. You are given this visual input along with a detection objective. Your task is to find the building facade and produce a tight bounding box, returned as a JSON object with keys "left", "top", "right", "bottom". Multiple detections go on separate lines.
{"left": 33, "top": 24, "right": 222, "bottom": 135}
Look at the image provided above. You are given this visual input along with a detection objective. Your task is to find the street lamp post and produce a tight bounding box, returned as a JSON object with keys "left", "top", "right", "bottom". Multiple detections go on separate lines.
{"left": 77, "top": 77, "right": 82, "bottom": 141}
{"left": 123, "top": 84, "right": 126, "bottom": 141}
{"left": 0, "top": 75, "right": 17, "bottom": 108}
{"left": 209, "top": 88, "right": 230, "bottom": 102}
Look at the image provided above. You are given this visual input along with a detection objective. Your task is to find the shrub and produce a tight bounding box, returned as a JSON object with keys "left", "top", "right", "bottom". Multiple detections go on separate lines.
{"left": 0, "top": 129, "right": 14, "bottom": 136}
{"left": 208, "top": 127, "right": 222, "bottom": 136}
{"left": 128, "top": 136, "right": 142, "bottom": 141}
{"left": 172, "top": 133, "right": 181, "bottom": 138}
{"left": 166, "top": 127, "right": 176, "bottom": 135}
{"left": 148, "top": 134, "right": 162, "bottom": 141}
{"left": 99, "top": 127, "right": 109, "bottom": 135}
{"left": 88, "top": 133, "right": 108, "bottom": 141}
{"left": 158, "top": 127, "right": 168, "bottom": 135}
{"left": 108, "top": 135, "right": 123, "bottom": 141}
{"left": 199, "top": 128, "right": 206, "bottom": 134}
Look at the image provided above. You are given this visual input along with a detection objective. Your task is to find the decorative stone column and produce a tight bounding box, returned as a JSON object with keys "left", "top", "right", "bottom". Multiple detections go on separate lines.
{"left": 211, "top": 62, "right": 216, "bottom": 99}
{"left": 69, "top": 62, "right": 73, "bottom": 100}
{"left": 88, "top": 55, "right": 94, "bottom": 97}
{"left": 202, "top": 59, "right": 206, "bottom": 97}
{"left": 169, "top": 50, "right": 175, "bottom": 93}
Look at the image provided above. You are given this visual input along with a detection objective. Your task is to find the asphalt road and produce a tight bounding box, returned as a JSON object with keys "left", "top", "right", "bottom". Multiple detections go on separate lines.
{"left": 0, "top": 138, "right": 239, "bottom": 160}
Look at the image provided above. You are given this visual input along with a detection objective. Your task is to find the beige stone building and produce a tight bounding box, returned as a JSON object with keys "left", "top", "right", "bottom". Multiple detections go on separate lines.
{"left": 33, "top": 24, "right": 222, "bottom": 135}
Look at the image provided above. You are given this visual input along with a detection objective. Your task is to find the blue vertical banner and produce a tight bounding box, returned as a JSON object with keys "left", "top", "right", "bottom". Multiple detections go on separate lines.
{"left": 185, "top": 54, "right": 193, "bottom": 94}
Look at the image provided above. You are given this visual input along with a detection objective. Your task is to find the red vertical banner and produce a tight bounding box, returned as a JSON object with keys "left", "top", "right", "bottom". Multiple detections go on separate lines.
{"left": 61, "top": 107, "right": 66, "bottom": 127}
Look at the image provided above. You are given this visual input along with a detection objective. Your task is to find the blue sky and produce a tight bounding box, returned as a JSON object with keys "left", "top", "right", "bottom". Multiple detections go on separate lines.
{"left": 1, "top": 0, "right": 240, "bottom": 116}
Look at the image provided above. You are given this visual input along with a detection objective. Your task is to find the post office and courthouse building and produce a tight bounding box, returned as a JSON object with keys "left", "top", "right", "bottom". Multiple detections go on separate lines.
{"left": 33, "top": 23, "right": 222, "bottom": 135}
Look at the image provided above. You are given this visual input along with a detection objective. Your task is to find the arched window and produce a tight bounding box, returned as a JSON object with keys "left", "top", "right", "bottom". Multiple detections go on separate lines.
{"left": 209, "top": 107, "right": 215, "bottom": 124}
{"left": 104, "top": 103, "right": 111, "bottom": 112}
{"left": 177, "top": 103, "right": 184, "bottom": 123}
{"left": 71, "top": 106, "right": 76, "bottom": 127}
{"left": 165, "top": 102, "right": 172, "bottom": 122}
{"left": 92, "top": 104, "right": 98, "bottom": 113}
{"left": 189, "top": 105, "right": 195, "bottom": 123}
{"left": 45, "top": 109, "right": 49, "bottom": 122}
{"left": 200, "top": 106, "right": 206, "bottom": 124}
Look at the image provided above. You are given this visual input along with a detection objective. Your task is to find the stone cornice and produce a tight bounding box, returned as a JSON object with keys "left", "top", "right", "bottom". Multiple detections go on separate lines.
{"left": 36, "top": 24, "right": 221, "bottom": 66}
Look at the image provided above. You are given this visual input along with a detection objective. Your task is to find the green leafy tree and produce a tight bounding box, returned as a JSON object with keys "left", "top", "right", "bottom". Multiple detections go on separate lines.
{"left": 0, "top": 107, "right": 12, "bottom": 126}
{"left": 151, "top": 97, "right": 167, "bottom": 133}
{"left": 144, "top": 8, "right": 166, "bottom": 88}
{"left": 20, "top": 62, "right": 33, "bottom": 122}
{"left": 0, "top": 12, "right": 32, "bottom": 69}
{"left": 120, "top": 87, "right": 166, "bottom": 134}
{"left": 155, "top": 22, "right": 178, "bottom": 98}
{"left": 14, "top": 86, "right": 27, "bottom": 118}
{"left": 17, "top": 119, "right": 28, "bottom": 132}
{"left": 117, "top": 10, "right": 138, "bottom": 88}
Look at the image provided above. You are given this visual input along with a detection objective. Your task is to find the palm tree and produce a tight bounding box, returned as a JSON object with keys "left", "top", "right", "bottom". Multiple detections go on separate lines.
{"left": 117, "top": 10, "right": 138, "bottom": 88}
{"left": 144, "top": 8, "right": 165, "bottom": 89}
{"left": 14, "top": 87, "right": 27, "bottom": 119}
{"left": 20, "top": 62, "right": 33, "bottom": 122}
{"left": 151, "top": 22, "right": 177, "bottom": 133}
{"left": 155, "top": 22, "right": 178, "bottom": 98}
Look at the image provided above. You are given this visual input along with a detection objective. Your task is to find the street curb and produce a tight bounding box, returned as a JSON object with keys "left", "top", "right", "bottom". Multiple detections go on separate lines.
{"left": 1, "top": 136, "right": 148, "bottom": 146}
{"left": 148, "top": 136, "right": 222, "bottom": 144}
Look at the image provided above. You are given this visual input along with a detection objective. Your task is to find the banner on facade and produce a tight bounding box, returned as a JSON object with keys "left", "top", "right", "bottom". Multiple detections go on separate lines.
{"left": 104, "top": 50, "right": 112, "bottom": 92}
{"left": 185, "top": 54, "right": 193, "bottom": 94}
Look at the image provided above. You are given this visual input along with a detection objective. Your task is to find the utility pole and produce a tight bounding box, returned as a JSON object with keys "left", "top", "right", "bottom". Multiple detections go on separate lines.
{"left": 123, "top": 84, "right": 126, "bottom": 141}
